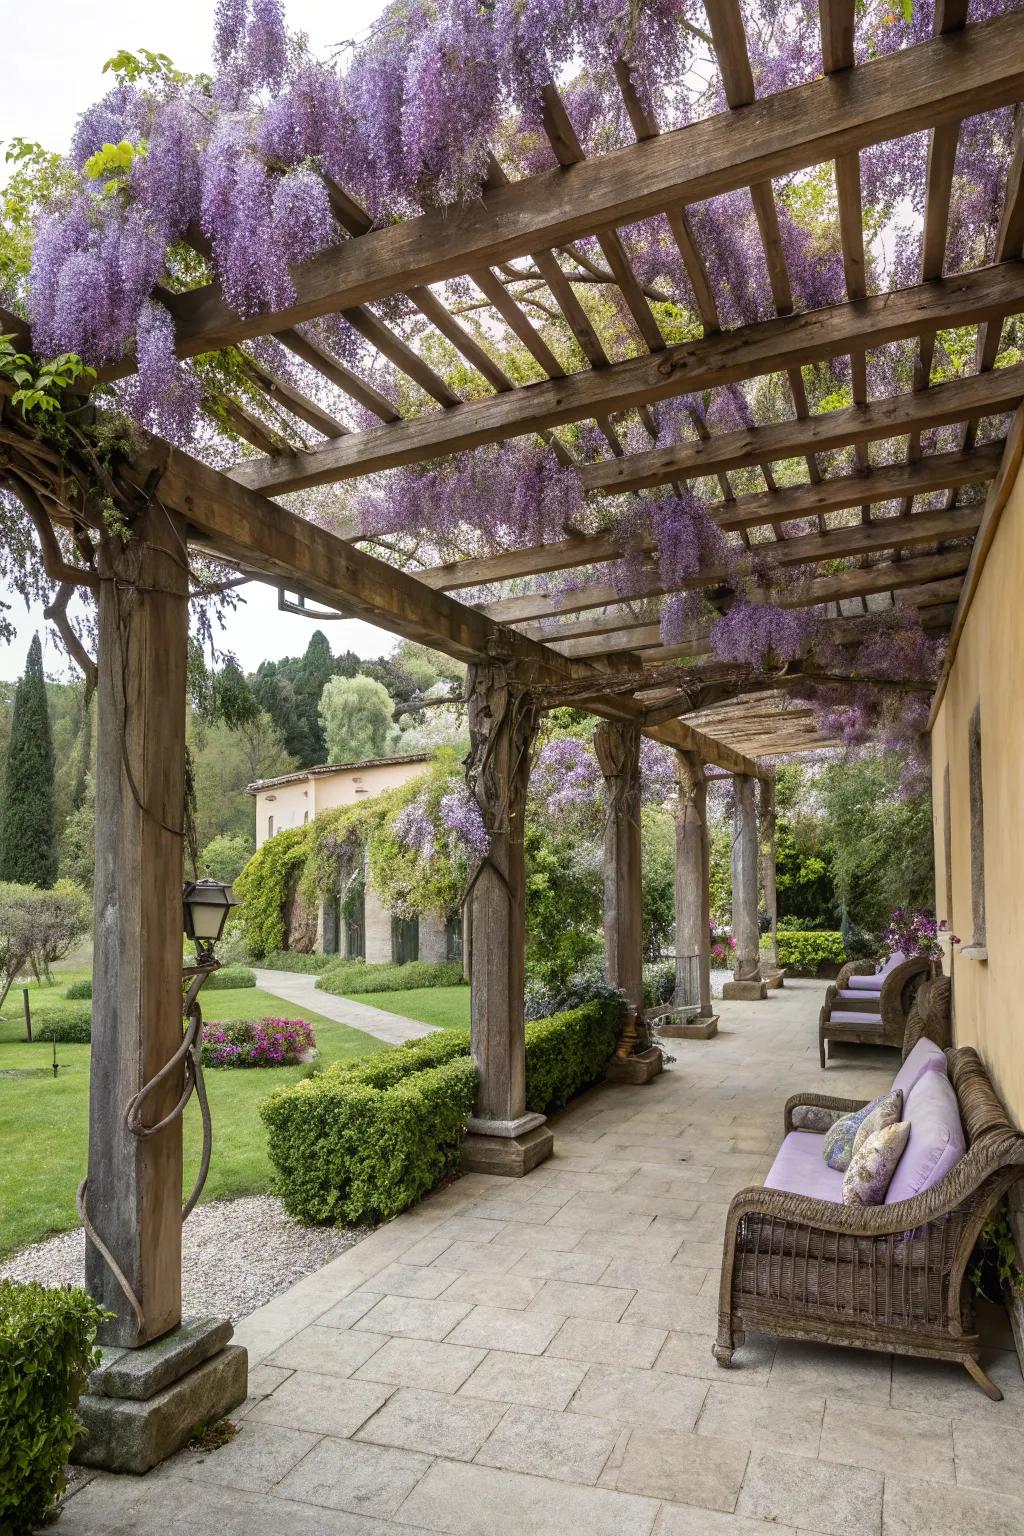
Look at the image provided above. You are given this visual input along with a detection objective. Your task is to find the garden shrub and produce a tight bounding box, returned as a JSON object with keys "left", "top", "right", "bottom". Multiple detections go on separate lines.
{"left": 0, "top": 1280, "right": 107, "bottom": 1536}
{"left": 317, "top": 959, "right": 466, "bottom": 996}
{"left": 523, "top": 956, "right": 619, "bottom": 1020}
{"left": 262, "top": 1000, "right": 622, "bottom": 1225}
{"left": 63, "top": 976, "right": 93, "bottom": 1000}
{"left": 261, "top": 1056, "right": 478, "bottom": 1225}
{"left": 524, "top": 998, "right": 622, "bottom": 1115}
{"left": 33, "top": 1003, "right": 93, "bottom": 1043}
{"left": 201, "top": 1017, "right": 317, "bottom": 1068}
{"left": 202, "top": 964, "right": 257, "bottom": 991}
{"left": 262, "top": 950, "right": 335, "bottom": 974}
{"left": 773, "top": 929, "right": 846, "bottom": 974}
{"left": 642, "top": 960, "right": 676, "bottom": 1008}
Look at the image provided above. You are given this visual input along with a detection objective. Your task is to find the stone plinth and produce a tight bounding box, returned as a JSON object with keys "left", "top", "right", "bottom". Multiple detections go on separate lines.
{"left": 462, "top": 1123, "right": 554, "bottom": 1176}
{"left": 722, "top": 978, "right": 768, "bottom": 1001}
{"left": 606, "top": 1046, "right": 664, "bottom": 1084}
{"left": 657, "top": 1014, "right": 719, "bottom": 1039}
{"left": 73, "top": 1317, "right": 246, "bottom": 1475}
{"left": 762, "top": 969, "right": 785, "bottom": 990}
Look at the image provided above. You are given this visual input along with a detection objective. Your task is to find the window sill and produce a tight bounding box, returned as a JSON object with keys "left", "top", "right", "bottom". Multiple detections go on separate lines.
{"left": 960, "top": 944, "right": 988, "bottom": 962}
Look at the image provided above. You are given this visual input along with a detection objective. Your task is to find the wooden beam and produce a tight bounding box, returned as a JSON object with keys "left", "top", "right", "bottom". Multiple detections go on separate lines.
{"left": 129, "top": 438, "right": 759, "bottom": 774}
{"left": 542, "top": 552, "right": 971, "bottom": 657}
{"left": 415, "top": 445, "right": 1001, "bottom": 590}
{"left": 579, "top": 366, "right": 1024, "bottom": 497}
{"left": 231, "top": 270, "right": 1024, "bottom": 494}
{"left": 161, "top": 14, "right": 1024, "bottom": 358}
{"left": 481, "top": 501, "right": 983, "bottom": 626}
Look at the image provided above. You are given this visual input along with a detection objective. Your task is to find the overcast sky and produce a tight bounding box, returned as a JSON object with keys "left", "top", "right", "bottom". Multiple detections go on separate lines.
{"left": 1, "top": 0, "right": 396, "bottom": 683}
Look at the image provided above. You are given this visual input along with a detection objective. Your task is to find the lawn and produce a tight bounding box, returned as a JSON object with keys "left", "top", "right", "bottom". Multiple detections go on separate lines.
{"left": 345, "top": 985, "right": 471, "bottom": 1032}
{"left": 0, "top": 972, "right": 386, "bottom": 1259}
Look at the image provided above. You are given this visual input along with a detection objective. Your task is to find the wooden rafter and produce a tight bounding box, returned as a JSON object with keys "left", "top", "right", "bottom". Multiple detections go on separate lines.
{"left": 230, "top": 268, "right": 1024, "bottom": 493}
{"left": 152, "top": 15, "right": 1024, "bottom": 362}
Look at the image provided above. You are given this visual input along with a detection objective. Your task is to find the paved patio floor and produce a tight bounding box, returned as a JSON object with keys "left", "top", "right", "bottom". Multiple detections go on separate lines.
{"left": 59, "top": 979, "right": 1024, "bottom": 1536}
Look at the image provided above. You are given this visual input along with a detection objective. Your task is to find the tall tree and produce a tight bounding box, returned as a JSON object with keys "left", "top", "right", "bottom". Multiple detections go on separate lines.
{"left": 320, "top": 674, "right": 398, "bottom": 763}
{"left": 0, "top": 634, "right": 58, "bottom": 886}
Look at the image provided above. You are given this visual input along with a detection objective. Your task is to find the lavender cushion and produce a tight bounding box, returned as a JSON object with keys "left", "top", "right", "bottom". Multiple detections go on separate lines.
{"left": 837, "top": 990, "right": 883, "bottom": 1005}
{"left": 885, "top": 1070, "right": 966, "bottom": 1205}
{"left": 826, "top": 1011, "right": 886, "bottom": 1028}
{"left": 764, "top": 1132, "right": 844, "bottom": 1203}
{"left": 891, "top": 1037, "right": 947, "bottom": 1102}
{"left": 848, "top": 952, "right": 906, "bottom": 991}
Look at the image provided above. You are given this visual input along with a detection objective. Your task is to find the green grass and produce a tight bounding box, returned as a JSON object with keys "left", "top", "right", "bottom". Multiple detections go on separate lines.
{"left": 345, "top": 985, "right": 471, "bottom": 1032}
{"left": 0, "top": 974, "right": 386, "bottom": 1260}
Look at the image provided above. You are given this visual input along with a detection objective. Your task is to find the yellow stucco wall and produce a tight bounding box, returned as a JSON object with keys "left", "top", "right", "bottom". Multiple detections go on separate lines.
{"left": 931, "top": 460, "right": 1024, "bottom": 1128}
{"left": 253, "top": 758, "right": 429, "bottom": 846}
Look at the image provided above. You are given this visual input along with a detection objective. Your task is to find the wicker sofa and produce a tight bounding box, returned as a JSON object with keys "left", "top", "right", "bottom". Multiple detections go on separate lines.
{"left": 818, "top": 951, "right": 932, "bottom": 1067}
{"left": 713, "top": 1042, "right": 1024, "bottom": 1398}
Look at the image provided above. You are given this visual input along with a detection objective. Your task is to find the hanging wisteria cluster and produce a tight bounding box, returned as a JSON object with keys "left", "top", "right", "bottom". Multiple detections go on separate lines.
{"left": 531, "top": 733, "right": 675, "bottom": 824}
{"left": 394, "top": 780, "right": 489, "bottom": 864}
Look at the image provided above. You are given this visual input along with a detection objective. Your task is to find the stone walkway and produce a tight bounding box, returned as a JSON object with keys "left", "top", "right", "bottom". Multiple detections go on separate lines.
{"left": 61, "top": 980, "right": 1024, "bottom": 1536}
{"left": 255, "top": 969, "right": 439, "bottom": 1044}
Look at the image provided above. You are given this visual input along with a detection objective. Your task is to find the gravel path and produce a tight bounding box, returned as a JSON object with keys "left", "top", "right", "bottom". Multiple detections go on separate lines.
{"left": 0, "top": 1196, "right": 367, "bottom": 1322}
{"left": 255, "top": 968, "right": 440, "bottom": 1044}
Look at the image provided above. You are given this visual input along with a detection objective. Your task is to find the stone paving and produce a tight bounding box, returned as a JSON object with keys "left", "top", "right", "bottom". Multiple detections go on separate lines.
{"left": 60, "top": 979, "right": 1024, "bottom": 1536}
{"left": 254, "top": 969, "right": 440, "bottom": 1044}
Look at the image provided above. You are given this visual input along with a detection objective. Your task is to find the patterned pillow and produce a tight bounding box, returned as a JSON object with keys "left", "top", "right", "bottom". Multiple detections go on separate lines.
{"left": 843, "top": 1121, "right": 911, "bottom": 1206}
{"left": 822, "top": 1092, "right": 890, "bottom": 1172}
{"left": 850, "top": 1089, "right": 903, "bottom": 1161}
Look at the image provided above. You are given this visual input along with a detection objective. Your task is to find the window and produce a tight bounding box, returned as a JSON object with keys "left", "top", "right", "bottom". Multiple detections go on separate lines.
{"left": 966, "top": 703, "right": 986, "bottom": 957}
{"left": 267, "top": 814, "right": 274, "bottom": 838}
{"left": 303, "top": 810, "right": 309, "bottom": 824}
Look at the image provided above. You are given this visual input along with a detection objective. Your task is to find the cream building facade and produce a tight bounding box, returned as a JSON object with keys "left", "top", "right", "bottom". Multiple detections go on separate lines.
{"left": 247, "top": 754, "right": 458, "bottom": 966}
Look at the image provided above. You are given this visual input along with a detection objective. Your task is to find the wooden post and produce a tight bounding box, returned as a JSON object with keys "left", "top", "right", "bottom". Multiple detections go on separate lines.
{"left": 759, "top": 774, "right": 783, "bottom": 986}
{"left": 461, "top": 660, "right": 551, "bottom": 1174}
{"left": 722, "top": 773, "right": 767, "bottom": 1000}
{"left": 674, "top": 751, "right": 713, "bottom": 1017}
{"left": 594, "top": 721, "right": 644, "bottom": 1012}
{"left": 85, "top": 505, "right": 189, "bottom": 1346}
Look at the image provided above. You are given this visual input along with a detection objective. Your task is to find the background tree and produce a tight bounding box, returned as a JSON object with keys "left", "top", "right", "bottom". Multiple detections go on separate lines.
{"left": 0, "top": 635, "right": 57, "bottom": 886}
{"left": 320, "top": 674, "right": 399, "bottom": 764}
{"left": 198, "top": 832, "right": 255, "bottom": 884}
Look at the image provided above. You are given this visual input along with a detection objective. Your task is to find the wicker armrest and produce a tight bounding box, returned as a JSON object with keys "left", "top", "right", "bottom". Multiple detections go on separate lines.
{"left": 784, "top": 1091, "right": 868, "bottom": 1133}
{"left": 836, "top": 960, "right": 875, "bottom": 988}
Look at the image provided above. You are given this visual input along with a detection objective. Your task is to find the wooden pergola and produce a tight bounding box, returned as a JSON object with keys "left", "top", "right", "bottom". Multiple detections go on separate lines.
{"left": 5, "top": 0, "right": 1024, "bottom": 1354}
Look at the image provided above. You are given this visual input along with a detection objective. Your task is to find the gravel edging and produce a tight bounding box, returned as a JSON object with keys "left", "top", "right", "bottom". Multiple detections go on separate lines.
{"left": 0, "top": 1196, "right": 369, "bottom": 1323}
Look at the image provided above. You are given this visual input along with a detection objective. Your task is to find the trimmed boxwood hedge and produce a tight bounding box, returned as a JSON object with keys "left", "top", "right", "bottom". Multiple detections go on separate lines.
{"left": 317, "top": 959, "right": 466, "bottom": 996}
{"left": 262, "top": 950, "right": 335, "bottom": 974}
{"left": 33, "top": 1004, "right": 93, "bottom": 1044}
{"left": 0, "top": 1280, "right": 107, "bottom": 1536}
{"left": 772, "top": 930, "right": 846, "bottom": 974}
{"left": 202, "top": 964, "right": 257, "bottom": 990}
{"left": 261, "top": 997, "right": 623, "bottom": 1226}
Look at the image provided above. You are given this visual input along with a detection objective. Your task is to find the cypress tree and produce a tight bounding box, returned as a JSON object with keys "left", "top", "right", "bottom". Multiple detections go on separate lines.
{"left": 0, "top": 634, "right": 58, "bottom": 886}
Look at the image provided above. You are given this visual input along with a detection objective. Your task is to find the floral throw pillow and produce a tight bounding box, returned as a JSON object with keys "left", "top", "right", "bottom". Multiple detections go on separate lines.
{"left": 843, "top": 1121, "right": 911, "bottom": 1206}
{"left": 850, "top": 1089, "right": 903, "bottom": 1161}
{"left": 822, "top": 1092, "right": 889, "bottom": 1172}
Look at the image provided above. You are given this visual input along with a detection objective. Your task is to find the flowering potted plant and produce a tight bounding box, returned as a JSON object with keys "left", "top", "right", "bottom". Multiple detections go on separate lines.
{"left": 710, "top": 922, "right": 736, "bottom": 968}
{"left": 880, "top": 908, "right": 958, "bottom": 968}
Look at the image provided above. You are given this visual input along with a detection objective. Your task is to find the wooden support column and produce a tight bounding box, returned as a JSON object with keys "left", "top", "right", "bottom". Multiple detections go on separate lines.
{"left": 85, "top": 504, "right": 189, "bottom": 1346}
{"left": 759, "top": 775, "right": 784, "bottom": 988}
{"left": 461, "top": 660, "right": 552, "bottom": 1175}
{"left": 594, "top": 721, "right": 644, "bottom": 1011}
{"left": 722, "top": 773, "right": 767, "bottom": 1001}
{"left": 674, "top": 751, "right": 714, "bottom": 1018}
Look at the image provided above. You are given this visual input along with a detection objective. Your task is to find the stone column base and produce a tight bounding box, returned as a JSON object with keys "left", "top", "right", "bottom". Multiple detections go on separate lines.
{"left": 462, "top": 1123, "right": 554, "bottom": 1176}
{"left": 761, "top": 967, "right": 785, "bottom": 989}
{"left": 73, "top": 1316, "right": 246, "bottom": 1475}
{"left": 606, "top": 1045, "right": 664, "bottom": 1083}
{"left": 657, "top": 1014, "right": 719, "bottom": 1039}
{"left": 722, "top": 978, "right": 768, "bottom": 1001}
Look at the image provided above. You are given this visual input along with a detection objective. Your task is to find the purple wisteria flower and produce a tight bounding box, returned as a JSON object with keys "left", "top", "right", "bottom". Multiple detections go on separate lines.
{"left": 394, "top": 800, "right": 438, "bottom": 861}
{"left": 440, "top": 786, "right": 489, "bottom": 861}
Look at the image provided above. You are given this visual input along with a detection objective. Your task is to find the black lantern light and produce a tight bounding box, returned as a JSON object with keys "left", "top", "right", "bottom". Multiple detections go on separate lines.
{"left": 182, "top": 878, "right": 239, "bottom": 965}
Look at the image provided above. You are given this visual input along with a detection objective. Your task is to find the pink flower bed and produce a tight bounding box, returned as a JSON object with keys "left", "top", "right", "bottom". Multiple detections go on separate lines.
{"left": 201, "top": 1017, "right": 317, "bottom": 1069}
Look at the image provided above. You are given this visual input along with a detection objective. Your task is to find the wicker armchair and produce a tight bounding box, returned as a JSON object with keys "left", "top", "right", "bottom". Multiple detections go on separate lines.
{"left": 713, "top": 1047, "right": 1024, "bottom": 1399}
{"left": 819, "top": 954, "right": 932, "bottom": 1067}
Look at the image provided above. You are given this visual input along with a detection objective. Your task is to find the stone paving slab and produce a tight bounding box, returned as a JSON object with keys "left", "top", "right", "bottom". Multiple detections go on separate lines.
{"left": 60, "top": 980, "right": 1024, "bottom": 1536}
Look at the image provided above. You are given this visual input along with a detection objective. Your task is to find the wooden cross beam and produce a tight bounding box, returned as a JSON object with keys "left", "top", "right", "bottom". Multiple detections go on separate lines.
{"left": 479, "top": 501, "right": 985, "bottom": 627}
{"left": 157, "top": 13, "right": 1024, "bottom": 362}
{"left": 413, "top": 444, "right": 1002, "bottom": 591}
{"left": 229, "top": 267, "right": 1024, "bottom": 493}
{"left": 132, "top": 438, "right": 763, "bottom": 776}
